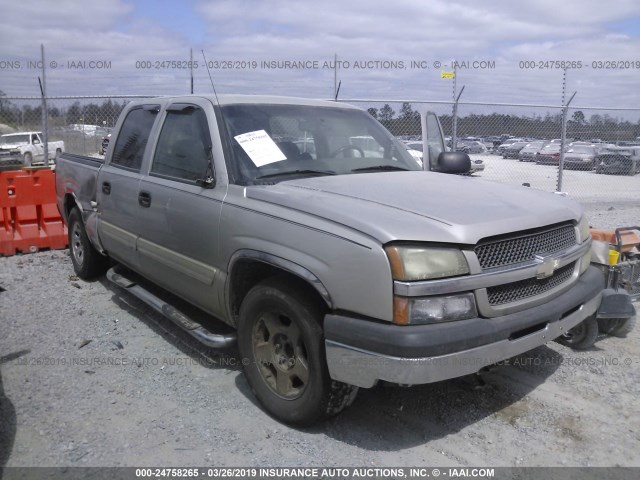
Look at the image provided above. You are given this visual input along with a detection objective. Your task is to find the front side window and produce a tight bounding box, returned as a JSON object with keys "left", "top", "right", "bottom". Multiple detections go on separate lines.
{"left": 111, "top": 106, "right": 159, "bottom": 171}
{"left": 151, "top": 106, "right": 211, "bottom": 183}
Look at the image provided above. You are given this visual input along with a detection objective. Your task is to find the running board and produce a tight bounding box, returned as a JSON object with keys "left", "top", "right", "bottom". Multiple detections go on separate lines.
{"left": 106, "top": 267, "right": 237, "bottom": 349}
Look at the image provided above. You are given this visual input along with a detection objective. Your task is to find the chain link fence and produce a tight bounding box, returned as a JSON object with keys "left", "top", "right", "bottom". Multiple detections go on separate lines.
{"left": 0, "top": 96, "right": 149, "bottom": 160}
{"left": 348, "top": 100, "right": 640, "bottom": 207}
{"left": 1, "top": 95, "right": 638, "bottom": 214}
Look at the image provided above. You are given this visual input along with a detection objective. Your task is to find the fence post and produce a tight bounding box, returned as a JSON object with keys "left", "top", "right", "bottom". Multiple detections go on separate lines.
{"left": 452, "top": 85, "right": 465, "bottom": 151}
{"left": 451, "top": 64, "right": 458, "bottom": 149}
{"left": 40, "top": 44, "right": 49, "bottom": 166}
{"left": 557, "top": 91, "right": 577, "bottom": 192}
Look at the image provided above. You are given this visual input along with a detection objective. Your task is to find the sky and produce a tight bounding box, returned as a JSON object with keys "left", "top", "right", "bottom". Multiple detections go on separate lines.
{"left": 0, "top": 0, "right": 639, "bottom": 113}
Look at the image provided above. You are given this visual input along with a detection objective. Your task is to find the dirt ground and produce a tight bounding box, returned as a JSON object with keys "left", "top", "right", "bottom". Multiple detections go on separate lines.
{"left": 0, "top": 248, "right": 638, "bottom": 468}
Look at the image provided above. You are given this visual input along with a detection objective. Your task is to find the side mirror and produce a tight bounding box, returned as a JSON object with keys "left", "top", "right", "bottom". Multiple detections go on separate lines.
{"left": 434, "top": 151, "right": 471, "bottom": 174}
{"left": 33, "top": 139, "right": 40, "bottom": 144}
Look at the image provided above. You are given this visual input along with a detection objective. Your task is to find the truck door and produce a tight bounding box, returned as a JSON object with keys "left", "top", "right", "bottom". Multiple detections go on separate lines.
{"left": 420, "top": 111, "right": 446, "bottom": 171}
{"left": 136, "top": 101, "right": 226, "bottom": 316}
{"left": 97, "top": 105, "right": 160, "bottom": 270}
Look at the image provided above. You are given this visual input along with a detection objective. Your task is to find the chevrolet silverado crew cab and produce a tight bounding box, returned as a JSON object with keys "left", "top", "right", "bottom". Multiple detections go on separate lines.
{"left": 55, "top": 95, "right": 603, "bottom": 425}
{"left": 0, "top": 131, "right": 64, "bottom": 166}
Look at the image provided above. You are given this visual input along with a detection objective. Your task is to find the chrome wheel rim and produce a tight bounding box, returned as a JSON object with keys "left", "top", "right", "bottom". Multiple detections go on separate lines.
{"left": 252, "top": 311, "right": 309, "bottom": 399}
{"left": 71, "top": 223, "right": 84, "bottom": 267}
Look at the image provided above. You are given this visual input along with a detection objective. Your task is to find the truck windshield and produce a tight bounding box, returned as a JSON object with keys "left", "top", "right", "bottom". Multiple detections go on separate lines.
{"left": 221, "top": 104, "right": 420, "bottom": 184}
{"left": 0, "top": 134, "right": 30, "bottom": 145}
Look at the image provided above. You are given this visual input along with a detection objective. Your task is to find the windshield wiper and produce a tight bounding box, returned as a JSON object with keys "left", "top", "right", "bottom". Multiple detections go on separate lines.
{"left": 351, "top": 165, "right": 410, "bottom": 173}
{"left": 255, "top": 169, "right": 337, "bottom": 180}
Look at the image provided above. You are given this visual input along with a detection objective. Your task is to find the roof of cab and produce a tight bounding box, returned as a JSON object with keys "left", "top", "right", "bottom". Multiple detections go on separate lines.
{"left": 128, "top": 94, "right": 360, "bottom": 110}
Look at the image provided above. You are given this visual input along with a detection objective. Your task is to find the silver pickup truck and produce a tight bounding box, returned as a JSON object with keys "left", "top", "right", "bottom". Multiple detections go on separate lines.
{"left": 56, "top": 94, "right": 603, "bottom": 425}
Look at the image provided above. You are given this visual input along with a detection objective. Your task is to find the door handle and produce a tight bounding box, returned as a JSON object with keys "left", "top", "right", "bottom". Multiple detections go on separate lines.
{"left": 138, "top": 191, "right": 151, "bottom": 208}
{"left": 102, "top": 182, "right": 111, "bottom": 195}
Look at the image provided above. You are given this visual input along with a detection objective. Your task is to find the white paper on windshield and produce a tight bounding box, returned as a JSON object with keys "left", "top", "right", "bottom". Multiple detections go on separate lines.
{"left": 234, "top": 130, "right": 286, "bottom": 167}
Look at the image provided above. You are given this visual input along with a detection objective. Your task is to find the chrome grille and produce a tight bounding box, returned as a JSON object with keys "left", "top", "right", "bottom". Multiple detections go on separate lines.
{"left": 475, "top": 223, "right": 576, "bottom": 270}
{"left": 487, "top": 262, "right": 576, "bottom": 305}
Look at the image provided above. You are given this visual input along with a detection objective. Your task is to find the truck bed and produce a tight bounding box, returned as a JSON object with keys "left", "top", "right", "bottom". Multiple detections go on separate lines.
{"left": 55, "top": 152, "right": 104, "bottom": 220}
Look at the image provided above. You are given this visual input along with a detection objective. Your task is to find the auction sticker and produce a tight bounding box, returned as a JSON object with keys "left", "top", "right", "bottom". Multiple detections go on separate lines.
{"left": 234, "top": 130, "right": 286, "bottom": 167}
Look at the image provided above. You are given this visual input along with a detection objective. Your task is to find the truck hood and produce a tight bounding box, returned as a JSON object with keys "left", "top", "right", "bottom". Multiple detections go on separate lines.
{"left": 0, "top": 143, "right": 26, "bottom": 149}
{"left": 245, "top": 172, "right": 583, "bottom": 245}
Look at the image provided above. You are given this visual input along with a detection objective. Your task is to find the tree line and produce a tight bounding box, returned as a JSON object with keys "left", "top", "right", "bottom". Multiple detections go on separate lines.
{"left": 0, "top": 91, "right": 127, "bottom": 131}
{"left": 368, "top": 103, "right": 640, "bottom": 141}
{"left": 1, "top": 92, "right": 639, "bottom": 142}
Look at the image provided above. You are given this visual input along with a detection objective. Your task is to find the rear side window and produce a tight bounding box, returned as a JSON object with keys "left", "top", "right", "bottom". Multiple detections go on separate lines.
{"left": 111, "top": 106, "right": 159, "bottom": 171}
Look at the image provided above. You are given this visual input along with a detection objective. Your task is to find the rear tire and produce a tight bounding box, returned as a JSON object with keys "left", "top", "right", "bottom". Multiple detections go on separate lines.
{"left": 237, "top": 276, "right": 358, "bottom": 426}
{"left": 68, "top": 208, "right": 109, "bottom": 279}
{"left": 555, "top": 315, "right": 599, "bottom": 350}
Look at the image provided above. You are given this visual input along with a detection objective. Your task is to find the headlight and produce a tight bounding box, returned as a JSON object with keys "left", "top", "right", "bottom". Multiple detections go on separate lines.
{"left": 385, "top": 245, "right": 469, "bottom": 281}
{"left": 579, "top": 248, "right": 592, "bottom": 274}
{"left": 578, "top": 216, "right": 590, "bottom": 243}
{"left": 393, "top": 293, "right": 478, "bottom": 325}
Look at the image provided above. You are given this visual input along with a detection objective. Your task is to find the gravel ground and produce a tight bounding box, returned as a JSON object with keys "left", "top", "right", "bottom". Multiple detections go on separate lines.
{"left": 0, "top": 249, "right": 638, "bottom": 468}
{"left": 469, "top": 154, "right": 640, "bottom": 229}
{"left": 470, "top": 154, "right": 640, "bottom": 203}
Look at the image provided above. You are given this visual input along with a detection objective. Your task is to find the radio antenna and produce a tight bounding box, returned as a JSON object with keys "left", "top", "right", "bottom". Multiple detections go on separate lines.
{"left": 201, "top": 50, "right": 221, "bottom": 106}
{"left": 194, "top": 49, "right": 223, "bottom": 189}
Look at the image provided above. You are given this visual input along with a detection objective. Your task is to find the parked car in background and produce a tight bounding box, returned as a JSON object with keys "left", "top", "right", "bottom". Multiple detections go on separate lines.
{"left": 402, "top": 142, "right": 423, "bottom": 166}
{"left": 483, "top": 135, "right": 503, "bottom": 150}
{"left": 456, "top": 140, "right": 487, "bottom": 154}
{"left": 595, "top": 147, "right": 640, "bottom": 175}
{"left": 518, "top": 141, "right": 546, "bottom": 162}
{"left": 0, "top": 132, "right": 64, "bottom": 166}
{"left": 502, "top": 141, "right": 529, "bottom": 159}
{"left": 480, "top": 139, "right": 495, "bottom": 152}
{"left": 563, "top": 144, "right": 600, "bottom": 170}
{"left": 535, "top": 143, "right": 563, "bottom": 165}
{"left": 469, "top": 158, "right": 486, "bottom": 174}
{"left": 496, "top": 138, "right": 525, "bottom": 155}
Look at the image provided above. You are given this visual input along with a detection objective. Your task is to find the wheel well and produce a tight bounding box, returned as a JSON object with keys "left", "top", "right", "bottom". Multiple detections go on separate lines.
{"left": 228, "top": 259, "right": 329, "bottom": 326}
{"left": 63, "top": 194, "right": 79, "bottom": 222}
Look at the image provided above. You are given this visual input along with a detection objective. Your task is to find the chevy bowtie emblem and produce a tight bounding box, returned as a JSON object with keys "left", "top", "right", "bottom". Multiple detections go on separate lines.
{"left": 535, "top": 254, "right": 561, "bottom": 279}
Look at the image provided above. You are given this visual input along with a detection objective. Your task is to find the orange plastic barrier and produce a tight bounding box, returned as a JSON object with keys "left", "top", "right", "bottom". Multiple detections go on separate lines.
{"left": 0, "top": 168, "right": 68, "bottom": 256}
{"left": 590, "top": 228, "right": 640, "bottom": 253}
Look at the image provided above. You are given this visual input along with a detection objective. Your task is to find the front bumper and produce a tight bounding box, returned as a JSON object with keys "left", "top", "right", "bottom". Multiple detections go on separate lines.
{"left": 325, "top": 266, "right": 603, "bottom": 388}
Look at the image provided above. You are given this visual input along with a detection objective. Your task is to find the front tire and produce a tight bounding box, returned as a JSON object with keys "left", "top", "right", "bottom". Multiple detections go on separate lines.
{"left": 23, "top": 152, "right": 32, "bottom": 167}
{"left": 68, "top": 208, "right": 109, "bottom": 279}
{"left": 237, "top": 277, "right": 358, "bottom": 426}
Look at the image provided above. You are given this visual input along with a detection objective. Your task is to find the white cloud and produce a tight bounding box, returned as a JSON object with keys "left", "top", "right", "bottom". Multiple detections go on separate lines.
{"left": 0, "top": 0, "right": 638, "bottom": 112}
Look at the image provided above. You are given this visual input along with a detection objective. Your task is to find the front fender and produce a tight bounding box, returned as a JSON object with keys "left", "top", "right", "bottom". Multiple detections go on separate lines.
{"left": 226, "top": 249, "right": 333, "bottom": 310}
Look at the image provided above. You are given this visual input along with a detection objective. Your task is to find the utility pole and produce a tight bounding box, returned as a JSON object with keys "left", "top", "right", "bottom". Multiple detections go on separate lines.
{"left": 190, "top": 48, "right": 194, "bottom": 94}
